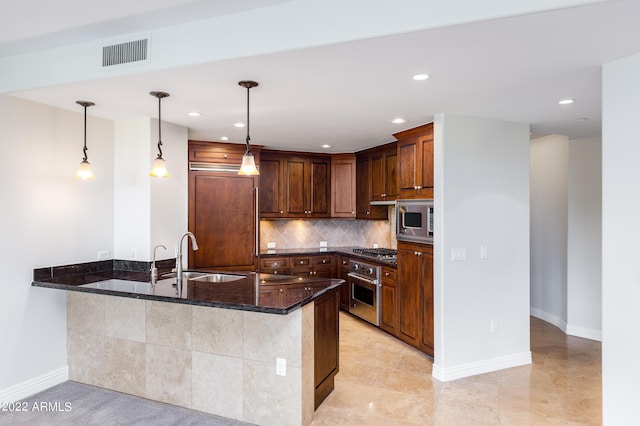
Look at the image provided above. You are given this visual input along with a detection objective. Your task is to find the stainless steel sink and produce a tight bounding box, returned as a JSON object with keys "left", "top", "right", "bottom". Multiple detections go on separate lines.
{"left": 191, "top": 273, "right": 244, "bottom": 283}
{"left": 160, "top": 271, "right": 208, "bottom": 280}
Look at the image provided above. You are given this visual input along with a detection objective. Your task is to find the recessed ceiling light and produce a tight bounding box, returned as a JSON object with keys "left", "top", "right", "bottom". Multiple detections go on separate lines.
{"left": 187, "top": 112, "right": 201, "bottom": 117}
{"left": 412, "top": 74, "right": 430, "bottom": 81}
{"left": 233, "top": 122, "right": 245, "bottom": 128}
{"left": 391, "top": 118, "right": 407, "bottom": 124}
{"left": 321, "top": 144, "right": 332, "bottom": 149}
{"left": 558, "top": 99, "right": 575, "bottom": 105}
{"left": 220, "top": 136, "right": 229, "bottom": 141}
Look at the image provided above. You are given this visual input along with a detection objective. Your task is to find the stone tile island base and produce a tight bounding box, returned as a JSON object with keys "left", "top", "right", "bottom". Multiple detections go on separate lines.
{"left": 67, "top": 292, "right": 315, "bottom": 426}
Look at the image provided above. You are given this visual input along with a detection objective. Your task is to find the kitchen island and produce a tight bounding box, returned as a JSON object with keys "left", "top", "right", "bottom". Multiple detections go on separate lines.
{"left": 32, "top": 260, "right": 341, "bottom": 426}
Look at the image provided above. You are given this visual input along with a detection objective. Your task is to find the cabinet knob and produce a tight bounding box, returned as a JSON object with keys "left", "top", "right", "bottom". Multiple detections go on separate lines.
{"left": 279, "top": 289, "right": 284, "bottom": 293}
{"left": 352, "top": 211, "right": 356, "bottom": 215}
{"left": 385, "top": 272, "right": 390, "bottom": 276}
{"left": 366, "top": 211, "right": 370, "bottom": 215}
{"left": 224, "top": 154, "right": 228, "bottom": 159}
{"left": 274, "top": 271, "right": 278, "bottom": 274}
{"left": 280, "top": 210, "right": 283, "bottom": 214}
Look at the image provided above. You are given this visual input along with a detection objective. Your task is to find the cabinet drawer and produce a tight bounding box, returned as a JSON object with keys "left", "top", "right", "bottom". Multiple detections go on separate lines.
{"left": 291, "top": 257, "right": 311, "bottom": 267}
{"left": 260, "top": 257, "right": 290, "bottom": 270}
{"left": 381, "top": 266, "right": 397, "bottom": 284}
{"left": 313, "top": 256, "right": 334, "bottom": 267}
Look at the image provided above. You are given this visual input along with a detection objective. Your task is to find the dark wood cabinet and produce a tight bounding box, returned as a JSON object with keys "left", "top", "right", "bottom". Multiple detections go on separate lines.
{"left": 397, "top": 241, "right": 433, "bottom": 356}
{"left": 260, "top": 152, "right": 330, "bottom": 219}
{"left": 379, "top": 265, "right": 398, "bottom": 335}
{"left": 337, "top": 255, "right": 351, "bottom": 310}
{"left": 370, "top": 143, "right": 398, "bottom": 203}
{"left": 355, "top": 153, "right": 388, "bottom": 220}
{"left": 188, "top": 141, "right": 259, "bottom": 271}
{"left": 330, "top": 154, "right": 356, "bottom": 218}
{"left": 259, "top": 256, "right": 290, "bottom": 275}
{"left": 314, "top": 287, "right": 339, "bottom": 409}
{"left": 395, "top": 123, "right": 434, "bottom": 199}
{"left": 289, "top": 254, "right": 335, "bottom": 278}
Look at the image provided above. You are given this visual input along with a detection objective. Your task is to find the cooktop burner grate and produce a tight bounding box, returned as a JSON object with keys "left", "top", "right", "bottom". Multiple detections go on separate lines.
{"left": 352, "top": 248, "right": 398, "bottom": 258}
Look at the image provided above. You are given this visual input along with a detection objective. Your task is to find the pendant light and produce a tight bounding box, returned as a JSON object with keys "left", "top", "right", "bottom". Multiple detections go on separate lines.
{"left": 149, "top": 91, "right": 170, "bottom": 177}
{"left": 76, "top": 100, "right": 95, "bottom": 180}
{"left": 238, "top": 80, "right": 260, "bottom": 175}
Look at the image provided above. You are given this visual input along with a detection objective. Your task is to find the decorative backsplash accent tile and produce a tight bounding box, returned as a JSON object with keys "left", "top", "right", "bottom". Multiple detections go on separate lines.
{"left": 260, "top": 207, "right": 398, "bottom": 249}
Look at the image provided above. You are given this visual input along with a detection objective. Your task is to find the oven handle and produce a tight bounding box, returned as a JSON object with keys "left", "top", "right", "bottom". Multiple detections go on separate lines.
{"left": 348, "top": 273, "right": 379, "bottom": 287}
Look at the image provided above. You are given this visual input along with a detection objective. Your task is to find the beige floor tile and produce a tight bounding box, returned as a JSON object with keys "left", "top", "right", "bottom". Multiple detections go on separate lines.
{"left": 312, "top": 313, "right": 602, "bottom": 425}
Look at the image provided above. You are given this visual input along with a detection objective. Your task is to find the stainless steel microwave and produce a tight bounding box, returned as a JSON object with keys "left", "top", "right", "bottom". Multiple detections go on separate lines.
{"left": 396, "top": 199, "right": 434, "bottom": 244}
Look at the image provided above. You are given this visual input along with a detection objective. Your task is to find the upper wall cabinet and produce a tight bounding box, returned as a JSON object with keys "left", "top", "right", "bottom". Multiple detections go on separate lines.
{"left": 260, "top": 151, "right": 331, "bottom": 219}
{"left": 370, "top": 142, "right": 398, "bottom": 203}
{"left": 394, "top": 123, "right": 434, "bottom": 199}
{"left": 355, "top": 151, "right": 388, "bottom": 220}
{"left": 331, "top": 154, "right": 356, "bottom": 219}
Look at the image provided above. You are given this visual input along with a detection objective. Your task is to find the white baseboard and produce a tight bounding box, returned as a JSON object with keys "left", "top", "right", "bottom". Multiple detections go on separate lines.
{"left": 0, "top": 367, "right": 68, "bottom": 403}
{"left": 432, "top": 351, "right": 532, "bottom": 382}
{"left": 530, "top": 307, "right": 602, "bottom": 342}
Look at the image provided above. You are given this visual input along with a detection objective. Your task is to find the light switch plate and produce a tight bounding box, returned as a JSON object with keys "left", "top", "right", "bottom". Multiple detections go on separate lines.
{"left": 276, "top": 357, "right": 286, "bottom": 376}
{"left": 480, "top": 245, "right": 488, "bottom": 259}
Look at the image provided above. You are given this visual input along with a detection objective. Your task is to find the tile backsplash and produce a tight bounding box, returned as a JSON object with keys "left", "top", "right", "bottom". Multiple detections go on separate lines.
{"left": 260, "top": 206, "right": 397, "bottom": 250}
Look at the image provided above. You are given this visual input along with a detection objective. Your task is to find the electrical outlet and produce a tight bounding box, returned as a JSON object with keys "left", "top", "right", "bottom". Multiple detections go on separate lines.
{"left": 452, "top": 248, "right": 467, "bottom": 261}
{"left": 320, "top": 241, "right": 327, "bottom": 247}
{"left": 276, "top": 357, "right": 286, "bottom": 376}
{"left": 267, "top": 242, "right": 276, "bottom": 249}
{"left": 373, "top": 243, "right": 379, "bottom": 248}
{"left": 131, "top": 248, "right": 137, "bottom": 260}
{"left": 97, "top": 250, "right": 110, "bottom": 260}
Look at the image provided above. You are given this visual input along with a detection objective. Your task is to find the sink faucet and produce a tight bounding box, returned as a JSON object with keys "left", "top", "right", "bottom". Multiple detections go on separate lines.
{"left": 176, "top": 232, "right": 199, "bottom": 296}
{"left": 150, "top": 244, "right": 167, "bottom": 286}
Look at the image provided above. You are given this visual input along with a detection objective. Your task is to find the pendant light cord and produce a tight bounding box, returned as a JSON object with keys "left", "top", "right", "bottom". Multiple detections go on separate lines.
{"left": 245, "top": 85, "right": 251, "bottom": 153}
{"left": 156, "top": 95, "right": 163, "bottom": 159}
{"left": 82, "top": 104, "right": 88, "bottom": 162}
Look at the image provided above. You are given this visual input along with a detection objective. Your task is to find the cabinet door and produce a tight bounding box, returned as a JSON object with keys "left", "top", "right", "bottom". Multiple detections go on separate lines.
{"left": 421, "top": 249, "right": 434, "bottom": 355}
{"left": 309, "top": 159, "right": 330, "bottom": 217}
{"left": 259, "top": 287, "right": 284, "bottom": 307}
{"left": 397, "top": 137, "right": 418, "bottom": 194}
{"left": 397, "top": 244, "right": 422, "bottom": 347}
{"left": 385, "top": 149, "right": 398, "bottom": 200}
{"left": 370, "top": 152, "right": 385, "bottom": 201}
{"left": 314, "top": 289, "right": 340, "bottom": 409}
{"left": 355, "top": 155, "right": 371, "bottom": 218}
{"left": 189, "top": 173, "right": 258, "bottom": 271}
{"left": 331, "top": 155, "right": 356, "bottom": 218}
{"left": 419, "top": 132, "right": 434, "bottom": 190}
{"left": 337, "top": 256, "right": 350, "bottom": 310}
{"left": 259, "top": 156, "right": 284, "bottom": 218}
{"left": 380, "top": 267, "right": 397, "bottom": 335}
{"left": 285, "top": 157, "right": 308, "bottom": 216}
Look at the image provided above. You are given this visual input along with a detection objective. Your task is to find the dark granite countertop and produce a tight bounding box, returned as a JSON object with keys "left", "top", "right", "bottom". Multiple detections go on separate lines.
{"left": 32, "top": 260, "right": 342, "bottom": 315}
{"left": 260, "top": 246, "right": 398, "bottom": 267}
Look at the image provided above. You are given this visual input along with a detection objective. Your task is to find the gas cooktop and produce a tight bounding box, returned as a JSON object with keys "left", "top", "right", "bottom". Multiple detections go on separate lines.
{"left": 352, "top": 247, "right": 397, "bottom": 258}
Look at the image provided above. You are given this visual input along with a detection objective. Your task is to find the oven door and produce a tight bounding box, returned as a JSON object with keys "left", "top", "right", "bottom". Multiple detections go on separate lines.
{"left": 348, "top": 273, "right": 380, "bottom": 326}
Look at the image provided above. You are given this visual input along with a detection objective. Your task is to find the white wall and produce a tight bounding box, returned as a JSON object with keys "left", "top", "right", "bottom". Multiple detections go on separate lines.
{"left": 530, "top": 135, "right": 569, "bottom": 327}
{"left": 602, "top": 51, "right": 640, "bottom": 424}
{"left": 0, "top": 95, "right": 114, "bottom": 400}
{"left": 567, "top": 136, "right": 601, "bottom": 339}
{"left": 433, "top": 114, "right": 531, "bottom": 381}
{"left": 113, "top": 118, "right": 188, "bottom": 262}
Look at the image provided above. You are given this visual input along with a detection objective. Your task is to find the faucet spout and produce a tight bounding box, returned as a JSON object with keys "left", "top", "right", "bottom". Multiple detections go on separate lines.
{"left": 176, "top": 232, "right": 198, "bottom": 297}
{"left": 150, "top": 244, "right": 167, "bottom": 285}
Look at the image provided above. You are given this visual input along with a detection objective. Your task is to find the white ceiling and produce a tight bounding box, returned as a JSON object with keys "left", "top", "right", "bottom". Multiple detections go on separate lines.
{"left": 3, "top": 0, "right": 640, "bottom": 153}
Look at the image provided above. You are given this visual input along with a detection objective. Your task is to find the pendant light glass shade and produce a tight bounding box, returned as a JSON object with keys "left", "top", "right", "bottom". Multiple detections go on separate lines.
{"left": 149, "top": 91, "right": 170, "bottom": 178}
{"left": 75, "top": 101, "right": 95, "bottom": 180}
{"left": 237, "top": 80, "right": 260, "bottom": 176}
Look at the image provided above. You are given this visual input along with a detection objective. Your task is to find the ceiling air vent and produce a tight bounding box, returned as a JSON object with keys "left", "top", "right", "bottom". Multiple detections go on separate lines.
{"left": 102, "top": 39, "right": 148, "bottom": 67}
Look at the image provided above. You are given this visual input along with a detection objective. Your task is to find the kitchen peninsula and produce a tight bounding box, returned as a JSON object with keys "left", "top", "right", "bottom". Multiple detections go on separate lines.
{"left": 32, "top": 260, "right": 341, "bottom": 426}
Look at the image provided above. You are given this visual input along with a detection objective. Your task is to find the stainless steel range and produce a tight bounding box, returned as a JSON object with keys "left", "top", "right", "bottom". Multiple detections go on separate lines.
{"left": 348, "top": 258, "right": 381, "bottom": 326}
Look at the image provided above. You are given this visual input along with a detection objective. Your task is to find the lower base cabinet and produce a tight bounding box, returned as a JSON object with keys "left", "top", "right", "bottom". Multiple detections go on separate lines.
{"left": 379, "top": 265, "right": 397, "bottom": 335}
{"left": 397, "top": 242, "right": 433, "bottom": 356}
{"left": 314, "top": 288, "right": 339, "bottom": 409}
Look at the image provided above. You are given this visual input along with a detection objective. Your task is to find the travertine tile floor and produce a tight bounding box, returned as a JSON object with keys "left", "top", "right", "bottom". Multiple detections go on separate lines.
{"left": 312, "top": 313, "right": 601, "bottom": 425}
